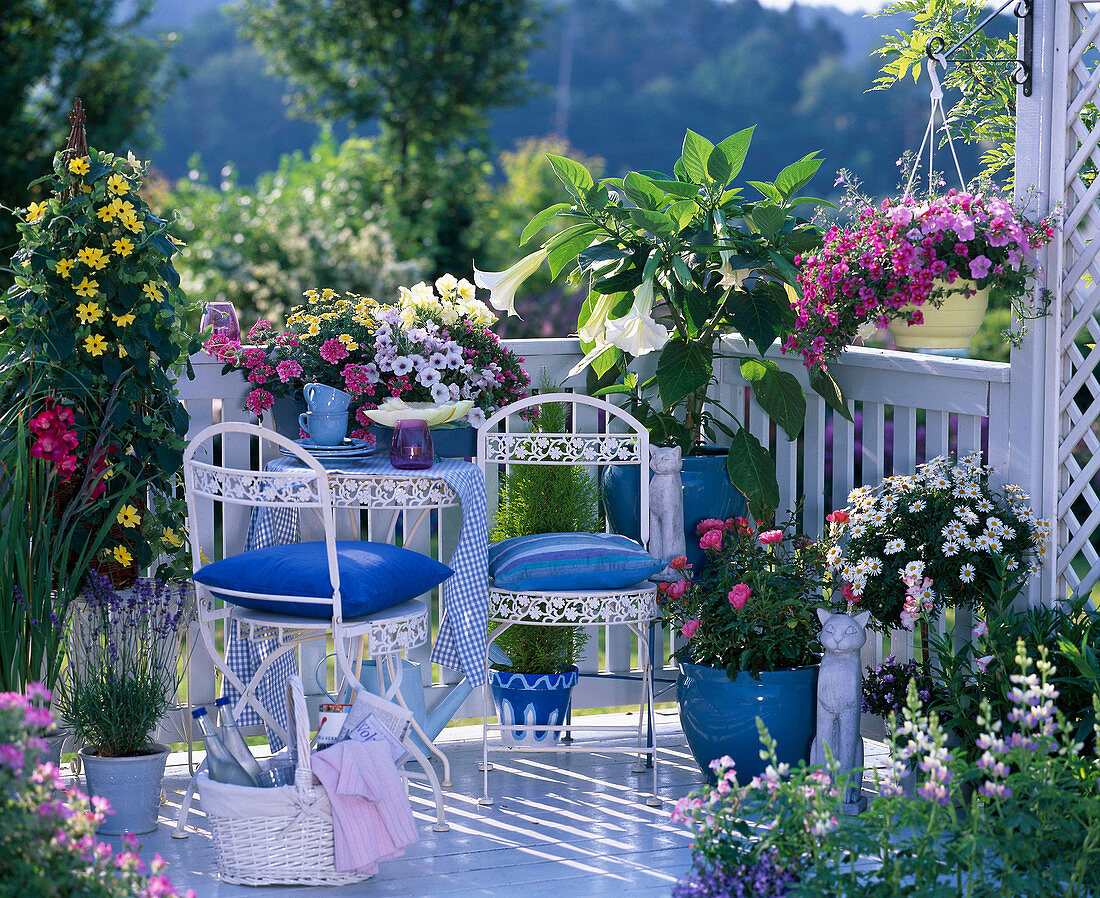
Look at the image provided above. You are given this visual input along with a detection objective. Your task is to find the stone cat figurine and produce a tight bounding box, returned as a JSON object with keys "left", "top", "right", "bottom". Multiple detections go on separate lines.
{"left": 648, "top": 445, "right": 686, "bottom": 582}
{"left": 810, "top": 608, "right": 870, "bottom": 812}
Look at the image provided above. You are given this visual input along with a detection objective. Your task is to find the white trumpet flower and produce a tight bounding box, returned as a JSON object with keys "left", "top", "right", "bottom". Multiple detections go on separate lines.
{"left": 578, "top": 291, "right": 620, "bottom": 344}
{"left": 717, "top": 252, "right": 752, "bottom": 289}
{"left": 604, "top": 277, "right": 670, "bottom": 357}
{"left": 473, "top": 248, "right": 548, "bottom": 317}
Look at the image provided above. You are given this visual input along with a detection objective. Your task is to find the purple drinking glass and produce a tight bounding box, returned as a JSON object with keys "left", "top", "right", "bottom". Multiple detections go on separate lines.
{"left": 390, "top": 419, "right": 434, "bottom": 470}
{"left": 200, "top": 301, "right": 241, "bottom": 342}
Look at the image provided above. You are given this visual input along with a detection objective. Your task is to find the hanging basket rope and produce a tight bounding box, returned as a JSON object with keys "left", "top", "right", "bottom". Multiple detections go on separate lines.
{"left": 903, "top": 55, "right": 967, "bottom": 198}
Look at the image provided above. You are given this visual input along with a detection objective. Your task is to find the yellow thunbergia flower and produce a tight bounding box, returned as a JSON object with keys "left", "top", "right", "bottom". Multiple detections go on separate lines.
{"left": 55, "top": 259, "right": 74, "bottom": 279}
{"left": 68, "top": 156, "right": 91, "bottom": 176}
{"left": 26, "top": 201, "right": 47, "bottom": 223}
{"left": 116, "top": 505, "right": 141, "bottom": 528}
{"left": 106, "top": 174, "right": 129, "bottom": 195}
{"left": 96, "top": 205, "right": 115, "bottom": 222}
{"left": 119, "top": 345, "right": 127, "bottom": 358}
{"left": 74, "top": 277, "right": 99, "bottom": 298}
{"left": 111, "top": 237, "right": 134, "bottom": 257}
{"left": 199, "top": 548, "right": 211, "bottom": 565}
{"left": 112, "top": 545, "right": 133, "bottom": 567}
{"left": 112, "top": 312, "right": 136, "bottom": 327}
{"left": 83, "top": 334, "right": 107, "bottom": 356}
{"left": 76, "top": 247, "right": 109, "bottom": 270}
{"left": 123, "top": 214, "right": 144, "bottom": 234}
{"left": 141, "top": 283, "right": 163, "bottom": 301}
{"left": 109, "top": 198, "right": 125, "bottom": 215}
{"left": 117, "top": 200, "right": 135, "bottom": 217}
{"left": 76, "top": 302, "right": 103, "bottom": 325}
{"left": 163, "top": 528, "right": 183, "bottom": 547}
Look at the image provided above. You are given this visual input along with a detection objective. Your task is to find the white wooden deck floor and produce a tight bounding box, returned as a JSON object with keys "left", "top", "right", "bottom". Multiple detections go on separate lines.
{"left": 92, "top": 711, "right": 890, "bottom": 897}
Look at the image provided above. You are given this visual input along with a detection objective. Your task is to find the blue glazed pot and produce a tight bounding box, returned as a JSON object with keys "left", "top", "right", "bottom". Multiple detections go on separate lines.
{"left": 80, "top": 743, "right": 170, "bottom": 834}
{"left": 603, "top": 449, "right": 746, "bottom": 570}
{"left": 677, "top": 662, "right": 818, "bottom": 784}
{"left": 489, "top": 666, "right": 579, "bottom": 746}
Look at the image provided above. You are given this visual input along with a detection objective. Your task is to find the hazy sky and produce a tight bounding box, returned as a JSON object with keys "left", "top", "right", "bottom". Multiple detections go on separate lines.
{"left": 760, "top": 0, "right": 880, "bottom": 14}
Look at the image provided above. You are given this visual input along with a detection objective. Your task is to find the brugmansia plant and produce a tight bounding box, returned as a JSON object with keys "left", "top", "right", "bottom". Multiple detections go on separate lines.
{"left": 475, "top": 127, "right": 835, "bottom": 519}
{"left": 2, "top": 123, "right": 197, "bottom": 585}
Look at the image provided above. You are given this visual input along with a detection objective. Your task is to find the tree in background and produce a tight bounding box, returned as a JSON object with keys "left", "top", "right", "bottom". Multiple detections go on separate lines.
{"left": 237, "top": 0, "right": 545, "bottom": 277}
{"left": 0, "top": 1, "right": 170, "bottom": 284}
{"left": 161, "top": 135, "right": 427, "bottom": 329}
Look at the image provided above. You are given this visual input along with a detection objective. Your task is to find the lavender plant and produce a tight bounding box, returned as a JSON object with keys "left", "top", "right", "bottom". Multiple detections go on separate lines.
{"left": 0, "top": 685, "right": 192, "bottom": 897}
{"left": 861, "top": 654, "right": 941, "bottom": 719}
{"left": 55, "top": 575, "right": 192, "bottom": 758}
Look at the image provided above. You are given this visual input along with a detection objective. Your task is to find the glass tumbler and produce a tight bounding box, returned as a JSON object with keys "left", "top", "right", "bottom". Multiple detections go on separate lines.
{"left": 200, "top": 301, "right": 241, "bottom": 342}
{"left": 390, "top": 419, "right": 434, "bottom": 470}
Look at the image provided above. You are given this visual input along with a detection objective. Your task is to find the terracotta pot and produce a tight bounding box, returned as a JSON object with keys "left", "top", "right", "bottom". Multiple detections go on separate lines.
{"left": 888, "top": 279, "right": 990, "bottom": 350}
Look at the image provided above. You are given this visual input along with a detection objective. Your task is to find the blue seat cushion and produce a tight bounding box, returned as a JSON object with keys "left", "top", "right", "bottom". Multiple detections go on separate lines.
{"left": 192, "top": 541, "right": 453, "bottom": 619}
{"left": 488, "top": 532, "right": 664, "bottom": 591}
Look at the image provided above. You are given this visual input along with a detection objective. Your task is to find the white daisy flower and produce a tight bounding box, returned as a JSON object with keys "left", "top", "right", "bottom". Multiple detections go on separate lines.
{"left": 903, "top": 560, "right": 925, "bottom": 579}
{"left": 977, "top": 498, "right": 994, "bottom": 512}
{"left": 909, "top": 500, "right": 926, "bottom": 513}
{"left": 942, "top": 541, "right": 959, "bottom": 557}
{"left": 864, "top": 557, "right": 884, "bottom": 576}
{"left": 884, "top": 538, "right": 905, "bottom": 555}
{"left": 826, "top": 546, "right": 844, "bottom": 568}
{"left": 959, "top": 563, "right": 976, "bottom": 583}
{"left": 988, "top": 538, "right": 1003, "bottom": 553}
{"left": 975, "top": 535, "right": 992, "bottom": 552}
{"left": 848, "top": 524, "right": 867, "bottom": 539}
{"left": 1006, "top": 558, "right": 1020, "bottom": 571}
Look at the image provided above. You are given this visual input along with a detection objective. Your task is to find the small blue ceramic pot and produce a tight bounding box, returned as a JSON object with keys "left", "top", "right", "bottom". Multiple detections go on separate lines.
{"left": 489, "top": 666, "right": 579, "bottom": 746}
{"left": 677, "top": 661, "right": 818, "bottom": 783}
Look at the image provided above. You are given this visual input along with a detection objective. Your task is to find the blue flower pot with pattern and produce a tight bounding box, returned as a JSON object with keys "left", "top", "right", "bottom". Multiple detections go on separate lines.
{"left": 489, "top": 666, "right": 579, "bottom": 746}
{"left": 677, "top": 662, "right": 818, "bottom": 784}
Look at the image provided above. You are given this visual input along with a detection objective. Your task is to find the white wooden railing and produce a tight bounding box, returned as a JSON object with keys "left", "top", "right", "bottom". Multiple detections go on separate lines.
{"left": 171, "top": 340, "right": 1010, "bottom": 740}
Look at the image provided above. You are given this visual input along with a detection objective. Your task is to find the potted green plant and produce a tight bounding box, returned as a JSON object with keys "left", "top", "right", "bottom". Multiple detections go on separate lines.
{"left": 488, "top": 385, "right": 594, "bottom": 745}
{"left": 661, "top": 515, "right": 828, "bottom": 782}
{"left": 3, "top": 121, "right": 197, "bottom": 588}
{"left": 55, "top": 574, "right": 192, "bottom": 835}
{"left": 474, "top": 126, "right": 829, "bottom": 535}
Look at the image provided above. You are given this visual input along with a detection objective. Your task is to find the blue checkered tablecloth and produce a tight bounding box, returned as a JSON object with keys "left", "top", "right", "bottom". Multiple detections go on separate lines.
{"left": 221, "top": 455, "right": 488, "bottom": 751}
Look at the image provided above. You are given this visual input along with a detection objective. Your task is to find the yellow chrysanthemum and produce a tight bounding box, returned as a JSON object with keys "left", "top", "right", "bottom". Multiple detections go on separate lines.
{"left": 96, "top": 205, "right": 115, "bottom": 222}
{"left": 76, "top": 247, "right": 109, "bottom": 270}
{"left": 111, "top": 237, "right": 134, "bottom": 257}
{"left": 83, "top": 334, "right": 107, "bottom": 356}
{"left": 112, "top": 312, "right": 136, "bottom": 327}
{"left": 307, "top": 322, "right": 320, "bottom": 336}
{"left": 141, "top": 283, "right": 163, "bottom": 301}
{"left": 76, "top": 302, "right": 103, "bottom": 325}
{"left": 111, "top": 545, "right": 133, "bottom": 567}
{"left": 116, "top": 505, "right": 142, "bottom": 528}
{"left": 26, "top": 201, "right": 47, "bottom": 223}
{"left": 106, "top": 174, "right": 129, "bottom": 195}
{"left": 55, "top": 259, "right": 74, "bottom": 279}
{"left": 74, "top": 277, "right": 99, "bottom": 298}
{"left": 68, "top": 156, "right": 90, "bottom": 176}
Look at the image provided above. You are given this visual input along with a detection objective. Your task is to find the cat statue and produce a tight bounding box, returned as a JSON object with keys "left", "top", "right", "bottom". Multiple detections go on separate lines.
{"left": 810, "top": 608, "right": 870, "bottom": 814}
{"left": 647, "top": 445, "right": 687, "bottom": 582}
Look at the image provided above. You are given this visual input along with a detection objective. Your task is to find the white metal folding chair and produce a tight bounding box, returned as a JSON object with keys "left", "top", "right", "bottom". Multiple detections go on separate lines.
{"left": 476, "top": 393, "right": 662, "bottom": 806}
{"left": 177, "top": 422, "right": 448, "bottom": 832}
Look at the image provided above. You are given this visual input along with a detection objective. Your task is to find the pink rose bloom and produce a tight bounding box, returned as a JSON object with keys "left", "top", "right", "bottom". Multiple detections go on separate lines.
{"left": 758, "top": 529, "right": 783, "bottom": 545}
{"left": 826, "top": 510, "right": 850, "bottom": 524}
{"left": 699, "top": 529, "right": 723, "bottom": 551}
{"left": 841, "top": 582, "right": 860, "bottom": 604}
{"left": 696, "top": 517, "right": 726, "bottom": 534}
{"left": 667, "top": 580, "right": 688, "bottom": 600}
{"left": 668, "top": 556, "right": 689, "bottom": 570}
{"left": 728, "top": 584, "right": 751, "bottom": 609}
{"left": 681, "top": 619, "right": 700, "bottom": 639}
{"left": 276, "top": 360, "right": 303, "bottom": 383}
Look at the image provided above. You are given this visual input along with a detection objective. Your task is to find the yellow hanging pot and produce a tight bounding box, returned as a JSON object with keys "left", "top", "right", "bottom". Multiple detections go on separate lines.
{"left": 887, "top": 278, "right": 990, "bottom": 350}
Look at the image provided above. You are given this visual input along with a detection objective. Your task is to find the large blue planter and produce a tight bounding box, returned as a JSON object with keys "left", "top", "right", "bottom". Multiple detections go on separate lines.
{"left": 489, "top": 666, "right": 578, "bottom": 746}
{"left": 677, "top": 662, "right": 818, "bottom": 783}
{"left": 602, "top": 449, "right": 746, "bottom": 570}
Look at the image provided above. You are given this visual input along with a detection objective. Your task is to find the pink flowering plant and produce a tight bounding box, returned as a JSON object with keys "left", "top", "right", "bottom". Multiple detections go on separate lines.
{"left": 784, "top": 184, "right": 1056, "bottom": 374}
{"left": 660, "top": 515, "right": 829, "bottom": 681}
{"left": 0, "top": 685, "right": 192, "bottom": 896}
{"left": 205, "top": 274, "right": 529, "bottom": 436}
{"left": 825, "top": 451, "right": 1048, "bottom": 631}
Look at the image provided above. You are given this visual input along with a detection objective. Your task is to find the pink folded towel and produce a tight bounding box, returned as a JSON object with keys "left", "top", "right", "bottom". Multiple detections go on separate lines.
{"left": 311, "top": 739, "right": 419, "bottom": 873}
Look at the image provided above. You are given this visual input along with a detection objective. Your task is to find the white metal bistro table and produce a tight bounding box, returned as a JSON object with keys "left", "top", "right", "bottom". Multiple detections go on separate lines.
{"left": 479, "top": 582, "right": 662, "bottom": 807}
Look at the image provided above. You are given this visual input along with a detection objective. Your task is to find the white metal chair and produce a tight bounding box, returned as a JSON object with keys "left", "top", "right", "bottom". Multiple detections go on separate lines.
{"left": 476, "top": 393, "right": 662, "bottom": 807}
{"left": 179, "top": 422, "right": 449, "bottom": 831}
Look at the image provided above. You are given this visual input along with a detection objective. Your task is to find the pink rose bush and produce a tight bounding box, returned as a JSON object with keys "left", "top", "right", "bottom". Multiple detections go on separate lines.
{"left": 784, "top": 189, "right": 1057, "bottom": 372}
{"left": 660, "top": 516, "right": 830, "bottom": 680}
{"left": 205, "top": 275, "right": 530, "bottom": 437}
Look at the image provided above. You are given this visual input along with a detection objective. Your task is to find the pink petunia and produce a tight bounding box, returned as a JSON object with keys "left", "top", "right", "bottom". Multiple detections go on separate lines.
{"left": 968, "top": 255, "right": 993, "bottom": 279}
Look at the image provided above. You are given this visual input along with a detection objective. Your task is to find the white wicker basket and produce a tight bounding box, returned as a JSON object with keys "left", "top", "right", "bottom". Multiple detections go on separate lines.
{"left": 198, "top": 676, "right": 371, "bottom": 887}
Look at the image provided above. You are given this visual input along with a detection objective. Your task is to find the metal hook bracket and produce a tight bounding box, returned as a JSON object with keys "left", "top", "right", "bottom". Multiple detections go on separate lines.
{"left": 926, "top": 0, "right": 1033, "bottom": 97}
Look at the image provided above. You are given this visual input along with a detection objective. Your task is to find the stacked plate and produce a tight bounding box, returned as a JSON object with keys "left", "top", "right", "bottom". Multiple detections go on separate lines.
{"left": 281, "top": 437, "right": 376, "bottom": 460}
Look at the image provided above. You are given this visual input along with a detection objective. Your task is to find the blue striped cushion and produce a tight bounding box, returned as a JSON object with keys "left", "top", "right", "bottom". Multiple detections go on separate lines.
{"left": 488, "top": 532, "right": 664, "bottom": 591}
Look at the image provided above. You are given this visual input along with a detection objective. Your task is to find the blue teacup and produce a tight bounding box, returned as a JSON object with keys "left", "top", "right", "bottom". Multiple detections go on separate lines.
{"left": 304, "top": 383, "right": 351, "bottom": 413}
{"left": 299, "top": 411, "right": 348, "bottom": 448}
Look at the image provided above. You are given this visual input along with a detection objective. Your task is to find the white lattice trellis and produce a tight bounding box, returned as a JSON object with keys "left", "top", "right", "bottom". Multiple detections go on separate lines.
{"left": 1050, "top": 0, "right": 1100, "bottom": 599}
